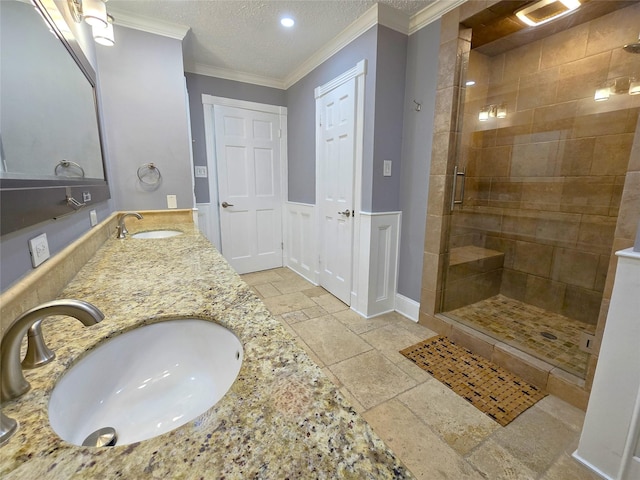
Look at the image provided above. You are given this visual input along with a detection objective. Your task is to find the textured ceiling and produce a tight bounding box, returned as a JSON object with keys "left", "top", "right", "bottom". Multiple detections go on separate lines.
{"left": 107, "top": 1, "right": 435, "bottom": 84}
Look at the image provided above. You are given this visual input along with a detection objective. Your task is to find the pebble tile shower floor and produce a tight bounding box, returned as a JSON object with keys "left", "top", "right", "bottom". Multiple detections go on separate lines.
{"left": 447, "top": 295, "right": 596, "bottom": 378}
{"left": 242, "top": 268, "right": 599, "bottom": 480}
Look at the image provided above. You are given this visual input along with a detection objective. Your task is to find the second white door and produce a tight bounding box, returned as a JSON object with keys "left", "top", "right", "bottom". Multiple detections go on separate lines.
{"left": 214, "top": 105, "right": 283, "bottom": 274}
{"left": 317, "top": 78, "right": 356, "bottom": 305}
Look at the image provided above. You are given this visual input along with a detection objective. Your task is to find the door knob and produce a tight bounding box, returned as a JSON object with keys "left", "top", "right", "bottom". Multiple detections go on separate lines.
{"left": 338, "top": 209, "right": 351, "bottom": 217}
{"left": 221, "top": 201, "right": 234, "bottom": 208}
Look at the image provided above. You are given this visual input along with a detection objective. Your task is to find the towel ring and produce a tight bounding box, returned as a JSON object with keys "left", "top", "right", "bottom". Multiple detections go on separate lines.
{"left": 137, "top": 163, "right": 162, "bottom": 185}
{"left": 54, "top": 160, "right": 85, "bottom": 178}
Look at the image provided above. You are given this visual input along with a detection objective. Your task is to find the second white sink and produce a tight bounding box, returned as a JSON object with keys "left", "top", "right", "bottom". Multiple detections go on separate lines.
{"left": 48, "top": 319, "right": 243, "bottom": 446}
{"left": 131, "top": 230, "right": 183, "bottom": 239}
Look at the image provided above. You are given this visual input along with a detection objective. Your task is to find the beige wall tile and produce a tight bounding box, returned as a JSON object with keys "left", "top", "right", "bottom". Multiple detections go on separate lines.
{"left": 514, "top": 241, "right": 553, "bottom": 276}
{"left": 524, "top": 275, "right": 566, "bottom": 313}
{"left": 491, "top": 343, "right": 551, "bottom": 389}
{"left": 547, "top": 369, "right": 589, "bottom": 411}
{"left": 540, "top": 22, "right": 589, "bottom": 70}
{"left": 585, "top": 2, "right": 640, "bottom": 57}
{"left": 504, "top": 40, "right": 542, "bottom": 82}
{"left": 614, "top": 171, "right": 640, "bottom": 240}
{"left": 556, "top": 52, "right": 611, "bottom": 103}
{"left": 591, "top": 133, "right": 634, "bottom": 176}
{"left": 557, "top": 137, "right": 595, "bottom": 176}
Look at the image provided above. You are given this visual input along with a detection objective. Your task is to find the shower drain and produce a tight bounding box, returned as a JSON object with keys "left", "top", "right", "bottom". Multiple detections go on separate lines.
{"left": 540, "top": 332, "right": 557, "bottom": 340}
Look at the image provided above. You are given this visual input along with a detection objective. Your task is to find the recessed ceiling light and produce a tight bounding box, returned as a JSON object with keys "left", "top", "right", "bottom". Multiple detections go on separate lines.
{"left": 280, "top": 17, "right": 295, "bottom": 28}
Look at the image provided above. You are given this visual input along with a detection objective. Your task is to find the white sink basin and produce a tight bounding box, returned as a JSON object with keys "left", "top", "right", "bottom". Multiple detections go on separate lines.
{"left": 48, "top": 319, "right": 243, "bottom": 446}
{"left": 131, "top": 230, "right": 183, "bottom": 239}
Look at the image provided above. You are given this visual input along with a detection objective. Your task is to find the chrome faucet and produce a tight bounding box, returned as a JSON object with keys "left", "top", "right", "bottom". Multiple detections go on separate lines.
{"left": 0, "top": 299, "right": 104, "bottom": 444}
{"left": 116, "top": 212, "right": 143, "bottom": 239}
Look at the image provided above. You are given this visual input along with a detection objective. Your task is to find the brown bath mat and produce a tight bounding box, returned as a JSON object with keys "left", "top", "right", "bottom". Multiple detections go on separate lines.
{"left": 400, "top": 336, "right": 546, "bottom": 426}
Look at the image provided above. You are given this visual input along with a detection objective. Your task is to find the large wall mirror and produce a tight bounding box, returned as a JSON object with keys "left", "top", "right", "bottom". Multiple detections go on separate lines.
{"left": 0, "top": 0, "right": 110, "bottom": 235}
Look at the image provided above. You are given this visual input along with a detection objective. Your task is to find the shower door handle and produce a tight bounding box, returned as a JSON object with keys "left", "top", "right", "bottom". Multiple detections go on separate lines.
{"left": 450, "top": 166, "right": 466, "bottom": 211}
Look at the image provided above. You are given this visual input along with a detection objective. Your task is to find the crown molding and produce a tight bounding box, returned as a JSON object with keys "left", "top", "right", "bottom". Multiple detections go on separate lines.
{"left": 190, "top": 0, "right": 462, "bottom": 89}
{"left": 409, "top": 0, "right": 468, "bottom": 35}
{"left": 282, "top": 3, "right": 379, "bottom": 89}
{"left": 185, "top": 63, "right": 286, "bottom": 90}
{"left": 108, "top": 6, "right": 190, "bottom": 40}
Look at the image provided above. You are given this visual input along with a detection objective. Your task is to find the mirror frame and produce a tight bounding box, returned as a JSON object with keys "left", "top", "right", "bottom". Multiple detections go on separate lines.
{"left": 0, "top": 0, "right": 110, "bottom": 235}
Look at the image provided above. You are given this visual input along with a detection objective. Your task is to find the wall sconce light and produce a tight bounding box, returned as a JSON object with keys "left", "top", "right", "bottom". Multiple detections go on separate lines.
{"left": 594, "top": 77, "right": 639, "bottom": 100}
{"left": 478, "top": 104, "right": 507, "bottom": 122}
{"left": 594, "top": 86, "right": 611, "bottom": 101}
{"left": 67, "top": 0, "right": 115, "bottom": 45}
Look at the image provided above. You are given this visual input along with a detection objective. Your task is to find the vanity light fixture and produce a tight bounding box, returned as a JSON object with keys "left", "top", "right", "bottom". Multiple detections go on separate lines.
{"left": 280, "top": 16, "right": 295, "bottom": 28}
{"left": 93, "top": 14, "right": 114, "bottom": 46}
{"left": 67, "top": 0, "right": 115, "bottom": 46}
{"left": 515, "top": 0, "right": 581, "bottom": 27}
{"left": 67, "top": 0, "right": 108, "bottom": 28}
{"left": 629, "top": 78, "right": 640, "bottom": 95}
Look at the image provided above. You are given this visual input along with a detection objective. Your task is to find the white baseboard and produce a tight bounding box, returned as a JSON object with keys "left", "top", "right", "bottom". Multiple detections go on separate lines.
{"left": 395, "top": 293, "right": 420, "bottom": 322}
{"left": 571, "top": 451, "right": 612, "bottom": 480}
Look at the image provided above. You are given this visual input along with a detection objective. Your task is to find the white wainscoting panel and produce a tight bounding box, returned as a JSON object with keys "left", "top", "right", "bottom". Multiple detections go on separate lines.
{"left": 284, "top": 202, "right": 318, "bottom": 284}
{"left": 353, "top": 212, "right": 401, "bottom": 318}
{"left": 195, "top": 203, "right": 221, "bottom": 250}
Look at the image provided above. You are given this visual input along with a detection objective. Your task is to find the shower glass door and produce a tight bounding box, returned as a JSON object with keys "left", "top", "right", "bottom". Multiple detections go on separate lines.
{"left": 441, "top": 2, "right": 640, "bottom": 379}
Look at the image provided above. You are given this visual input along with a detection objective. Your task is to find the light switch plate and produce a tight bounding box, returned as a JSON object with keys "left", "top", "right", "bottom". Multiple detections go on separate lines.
{"left": 28, "top": 233, "right": 50, "bottom": 268}
{"left": 194, "top": 166, "right": 207, "bottom": 178}
{"left": 90, "top": 209, "right": 98, "bottom": 227}
{"left": 383, "top": 160, "right": 392, "bottom": 177}
{"left": 167, "top": 195, "right": 177, "bottom": 209}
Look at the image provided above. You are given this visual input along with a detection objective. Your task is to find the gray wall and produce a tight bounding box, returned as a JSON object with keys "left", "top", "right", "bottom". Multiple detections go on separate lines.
{"left": 370, "top": 26, "right": 408, "bottom": 212}
{"left": 0, "top": 202, "right": 113, "bottom": 291}
{"left": 396, "top": 20, "right": 441, "bottom": 302}
{"left": 185, "top": 73, "right": 286, "bottom": 203}
{"left": 96, "top": 26, "right": 193, "bottom": 211}
{"left": 286, "top": 26, "right": 378, "bottom": 205}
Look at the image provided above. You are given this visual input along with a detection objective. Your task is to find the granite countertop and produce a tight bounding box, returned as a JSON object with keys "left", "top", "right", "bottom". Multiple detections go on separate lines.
{"left": 1, "top": 221, "right": 411, "bottom": 479}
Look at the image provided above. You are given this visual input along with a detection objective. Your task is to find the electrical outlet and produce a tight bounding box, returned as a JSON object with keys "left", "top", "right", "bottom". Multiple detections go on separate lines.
{"left": 167, "top": 195, "right": 177, "bottom": 209}
{"left": 82, "top": 191, "right": 91, "bottom": 202}
{"left": 383, "top": 160, "right": 392, "bottom": 177}
{"left": 90, "top": 209, "right": 98, "bottom": 227}
{"left": 194, "top": 166, "right": 207, "bottom": 178}
{"left": 28, "top": 233, "right": 50, "bottom": 268}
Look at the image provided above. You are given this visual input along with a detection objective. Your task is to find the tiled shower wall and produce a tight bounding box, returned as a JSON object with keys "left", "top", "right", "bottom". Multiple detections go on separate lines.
{"left": 448, "top": 3, "right": 640, "bottom": 325}
{"left": 420, "top": 0, "right": 640, "bottom": 404}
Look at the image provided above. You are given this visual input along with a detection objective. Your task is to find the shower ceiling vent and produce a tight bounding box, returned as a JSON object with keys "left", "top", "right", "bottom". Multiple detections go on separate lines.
{"left": 516, "top": 0, "right": 582, "bottom": 27}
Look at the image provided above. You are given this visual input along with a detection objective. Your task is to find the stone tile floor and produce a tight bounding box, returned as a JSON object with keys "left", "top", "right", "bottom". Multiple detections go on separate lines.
{"left": 242, "top": 268, "right": 600, "bottom": 480}
{"left": 447, "top": 294, "right": 596, "bottom": 378}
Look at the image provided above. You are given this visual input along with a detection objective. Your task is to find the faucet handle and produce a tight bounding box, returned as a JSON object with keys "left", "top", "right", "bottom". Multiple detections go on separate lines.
{"left": 0, "top": 411, "right": 17, "bottom": 446}
{"left": 21, "top": 319, "right": 55, "bottom": 369}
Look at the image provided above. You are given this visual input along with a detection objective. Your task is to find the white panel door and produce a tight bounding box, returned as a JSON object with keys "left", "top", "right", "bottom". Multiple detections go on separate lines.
{"left": 214, "top": 105, "right": 282, "bottom": 274}
{"left": 318, "top": 78, "right": 356, "bottom": 304}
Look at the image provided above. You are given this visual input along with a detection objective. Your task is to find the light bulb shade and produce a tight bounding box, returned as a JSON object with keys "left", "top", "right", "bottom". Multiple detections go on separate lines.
{"left": 93, "top": 15, "right": 114, "bottom": 46}
{"left": 496, "top": 104, "right": 507, "bottom": 118}
{"left": 478, "top": 107, "right": 489, "bottom": 122}
{"left": 594, "top": 86, "right": 610, "bottom": 101}
{"left": 629, "top": 79, "right": 640, "bottom": 96}
{"left": 83, "top": 0, "right": 107, "bottom": 28}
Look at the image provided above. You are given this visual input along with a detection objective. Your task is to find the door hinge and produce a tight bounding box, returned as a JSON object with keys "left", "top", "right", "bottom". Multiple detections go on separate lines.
{"left": 278, "top": 129, "right": 282, "bottom": 138}
{"left": 281, "top": 242, "right": 284, "bottom": 250}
